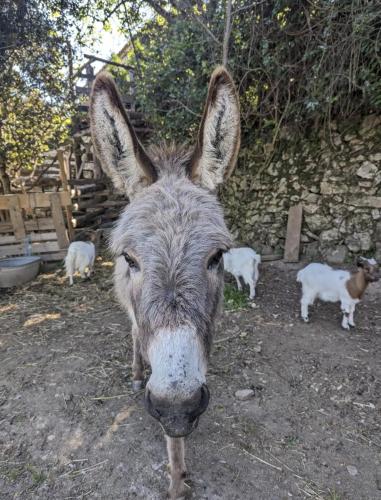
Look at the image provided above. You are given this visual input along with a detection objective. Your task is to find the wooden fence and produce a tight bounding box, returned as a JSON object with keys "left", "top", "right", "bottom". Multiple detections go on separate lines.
{"left": 0, "top": 191, "right": 74, "bottom": 261}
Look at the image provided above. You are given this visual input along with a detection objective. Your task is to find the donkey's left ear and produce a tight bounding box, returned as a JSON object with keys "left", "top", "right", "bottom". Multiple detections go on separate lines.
{"left": 190, "top": 66, "right": 240, "bottom": 190}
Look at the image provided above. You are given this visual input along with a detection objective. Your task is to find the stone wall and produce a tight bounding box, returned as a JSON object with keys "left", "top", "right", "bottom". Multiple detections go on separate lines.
{"left": 221, "top": 115, "right": 381, "bottom": 264}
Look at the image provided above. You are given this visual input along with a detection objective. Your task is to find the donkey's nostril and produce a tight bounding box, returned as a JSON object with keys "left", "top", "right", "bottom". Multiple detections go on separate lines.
{"left": 189, "top": 384, "right": 210, "bottom": 422}
{"left": 144, "top": 389, "right": 162, "bottom": 420}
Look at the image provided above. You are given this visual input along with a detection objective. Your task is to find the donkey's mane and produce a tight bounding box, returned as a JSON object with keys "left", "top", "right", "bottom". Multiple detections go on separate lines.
{"left": 148, "top": 142, "right": 192, "bottom": 177}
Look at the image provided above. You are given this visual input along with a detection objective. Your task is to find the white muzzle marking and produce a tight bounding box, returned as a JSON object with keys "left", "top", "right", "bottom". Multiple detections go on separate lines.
{"left": 147, "top": 326, "right": 206, "bottom": 400}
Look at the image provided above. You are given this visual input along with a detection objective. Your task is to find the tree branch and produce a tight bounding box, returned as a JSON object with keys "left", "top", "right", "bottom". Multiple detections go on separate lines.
{"left": 222, "top": 0, "right": 232, "bottom": 66}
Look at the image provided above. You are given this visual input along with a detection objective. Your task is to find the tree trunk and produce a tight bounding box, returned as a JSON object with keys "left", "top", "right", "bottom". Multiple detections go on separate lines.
{"left": 0, "top": 164, "right": 11, "bottom": 194}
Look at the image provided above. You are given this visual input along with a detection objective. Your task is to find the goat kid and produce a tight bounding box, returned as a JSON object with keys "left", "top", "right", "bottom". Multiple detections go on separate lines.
{"left": 65, "top": 232, "right": 101, "bottom": 285}
{"left": 297, "top": 257, "right": 379, "bottom": 329}
{"left": 223, "top": 247, "right": 261, "bottom": 299}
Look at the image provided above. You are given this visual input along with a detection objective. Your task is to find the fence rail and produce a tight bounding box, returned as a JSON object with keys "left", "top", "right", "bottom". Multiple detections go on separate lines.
{"left": 0, "top": 192, "right": 73, "bottom": 262}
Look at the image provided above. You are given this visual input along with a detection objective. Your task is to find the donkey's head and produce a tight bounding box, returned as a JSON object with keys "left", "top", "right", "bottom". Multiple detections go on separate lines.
{"left": 90, "top": 67, "right": 240, "bottom": 437}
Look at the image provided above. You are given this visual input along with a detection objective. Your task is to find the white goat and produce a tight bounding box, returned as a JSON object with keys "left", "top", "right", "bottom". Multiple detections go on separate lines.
{"left": 296, "top": 257, "right": 379, "bottom": 330}
{"left": 223, "top": 247, "right": 261, "bottom": 299}
{"left": 65, "top": 241, "right": 96, "bottom": 286}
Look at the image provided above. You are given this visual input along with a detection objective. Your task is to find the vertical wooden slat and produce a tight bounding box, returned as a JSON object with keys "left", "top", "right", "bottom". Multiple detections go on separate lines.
{"left": 57, "top": 150, "right": 69, "bottom": 190}
{"left": 57, "top": 149, "right": 74, "bottom": 242}
{"left": 8, "top": 196, "right": 26, "bottom": 240}
{"left": 65, "top": 205, "right": 75, "bottom": 241}
{"left": 50, "top": 193, "right": 69, "bottom": 249}
{"left": 284, "top": 204, "right": 303, "bottom": 263}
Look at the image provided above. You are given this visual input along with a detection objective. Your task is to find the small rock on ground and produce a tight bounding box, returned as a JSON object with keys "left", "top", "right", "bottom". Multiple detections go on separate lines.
{"left": 347, "top": 465, "right": 358, "bottom": 476}
{"left": 235, "top": 389, "right": 255, "bottom": 401}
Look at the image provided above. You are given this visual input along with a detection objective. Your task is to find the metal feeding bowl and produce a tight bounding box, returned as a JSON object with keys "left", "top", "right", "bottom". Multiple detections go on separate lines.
{"left": 0, "top": 256, "right": 42, "bottom": 288}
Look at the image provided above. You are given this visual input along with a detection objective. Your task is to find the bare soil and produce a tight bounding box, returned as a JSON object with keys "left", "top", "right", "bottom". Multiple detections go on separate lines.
{"left": 0, "top": 255, "right": 380, "bottom": 500}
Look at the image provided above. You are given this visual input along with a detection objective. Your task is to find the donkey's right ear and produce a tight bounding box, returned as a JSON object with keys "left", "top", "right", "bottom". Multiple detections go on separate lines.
{"left": 90, "top": 73, "right": 157, "bottom": 198}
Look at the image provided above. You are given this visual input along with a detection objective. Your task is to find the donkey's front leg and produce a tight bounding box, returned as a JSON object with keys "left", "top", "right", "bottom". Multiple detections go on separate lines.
{"left": 166, "top": 436, "right": 189, "bottom": 499}
{"left": 131, "top": 327, "right": 144, "bottom": 391}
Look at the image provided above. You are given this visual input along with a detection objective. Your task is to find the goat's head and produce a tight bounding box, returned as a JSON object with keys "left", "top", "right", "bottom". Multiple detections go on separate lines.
{"left": 357, "top": 257, "right": 380, "bottom": 283}
{"left": 90, "top": 67, "right": 240, "bottom": 437}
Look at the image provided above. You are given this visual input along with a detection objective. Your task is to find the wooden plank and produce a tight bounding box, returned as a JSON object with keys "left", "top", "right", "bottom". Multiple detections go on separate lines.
{"left": 74, "top": 183, "right": 107, "bottom": 196}
{"left": 0, "top": 192, "right": 71, "bottom": 210}
{"left": 72, "top": 189, "right": 110, "bottom": 200}
{"left": 65, "top": 206, "right": 75, "bottom": 241}
{"left": 284, "top": 204, "right": 303, "bottom": 263}
{"left": 8, "top": 196, "right": 26, "bottom": 241}
{"left": 0, "top": 218, "right": 56, "bottom": 234}
{"left": 57, "top": 149, "right": 69, "bottom": 189}
{"left": 0, "top": 232, "right": 58, "bottom": 245}
{"left": 68, "top": 179, "right": 106, "bottom": 187}
{"left": 0, "top": 241, "right": 61, "bottom": 258}
{"left": 50, "top": 193, "right": 69, "bottom": 249}
{"left": 0, "top": 246, "right": 66, "bottom": 261}
{"left": 72, "top": 208, "right": 105, "bottom": 228}
{"left": 73, "top": 196, "right": 108, "bottom": 211}
{"left": 40, "top": 250, "right": 67, "bottom": 262}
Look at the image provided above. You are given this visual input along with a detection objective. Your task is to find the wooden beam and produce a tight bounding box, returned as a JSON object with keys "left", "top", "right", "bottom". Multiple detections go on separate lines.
{"left": 0, "top": 218, "right": 56, "bottom": 234}
{"left": 65, "top": 205, "right": 75, "bottom": 242}
{"left": 0, "top": 192, "right": 71, "bottom": 210}
{"left": 50, "top": 193, "right": 69, "bottom": 249}
{"left": 8, "top": 196, "right": 26, "bottom": 241}
{"left": 57, "top": 149, "right": 70, "bottom": 189}
{"left": 0, "top": 241, "right": 61, "bottom": 258}
{"left": 0, "top": 232, "right": 58, "bottom": 245}
{"left": 284, "top": 204, "right": 303, "bottom": 263}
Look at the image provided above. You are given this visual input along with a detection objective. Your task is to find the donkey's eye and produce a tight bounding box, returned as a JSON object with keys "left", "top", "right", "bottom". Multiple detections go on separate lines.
{"left": 207, "top": 249, "right": 224, "bottom": 271}
{"left": 122, "top": 252, "right": 140, "bottom": 271}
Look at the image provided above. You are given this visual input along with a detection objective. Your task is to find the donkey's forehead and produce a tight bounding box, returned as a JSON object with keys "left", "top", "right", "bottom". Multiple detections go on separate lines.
{"left": 111, "top": 176, "right": 231, "bottom": 254}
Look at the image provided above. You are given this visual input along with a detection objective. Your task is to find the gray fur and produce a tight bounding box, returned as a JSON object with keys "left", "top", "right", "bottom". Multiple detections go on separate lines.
{"left": 112, "top": 163, "right": 231, "bottom": 359}
{"left": 90, "top": 66, "right": 240, "bottom": 500}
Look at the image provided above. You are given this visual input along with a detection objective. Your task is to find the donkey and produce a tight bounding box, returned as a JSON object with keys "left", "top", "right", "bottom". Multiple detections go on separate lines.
{"left": 90, "top": 66, "right": 240, "bottom": 499}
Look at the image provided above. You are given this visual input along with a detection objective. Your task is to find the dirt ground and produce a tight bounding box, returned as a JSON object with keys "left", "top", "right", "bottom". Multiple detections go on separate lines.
{"left": 0, "top": 253, "right": 380, "bottom": 500}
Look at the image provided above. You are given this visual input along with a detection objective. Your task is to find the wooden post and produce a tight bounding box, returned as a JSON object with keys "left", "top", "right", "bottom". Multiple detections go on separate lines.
{"left": 284, "top": 204, "right": 303, "bottom": 263}
{"left": 65, "top": 204, "right": 75, "bottom": 242}
{"left": 57, "top": 149, "right": 70, "bottom": 190}
{"left": 50, "top": 193, "right": 69, "bottom": 249}
{"left": 8, "top": 196, "right": 26, "bottom": 241}
{"left": 57, "top": 149, "right": 74, "bottom": 242}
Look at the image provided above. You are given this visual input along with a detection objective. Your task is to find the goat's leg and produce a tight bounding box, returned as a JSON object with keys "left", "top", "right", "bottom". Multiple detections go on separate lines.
{"left": 248, "top": 279, "right": 256, "bottom": 300}
{"left": 65, "top": 259, "right": 74, "bottom": 286}
{"left": 348, "top": 303, "right": 356, "bottom": 328}
{"left": 86, "top": 260, "right": 94, "bottom": 278}
{"left": 341, "top": 303, "right": 350, "bottom": 330}
{"left": 234, "top": 275, "right": 242, "bottom": 291}
{"left": 131, "top": 328, "right": 144, "bottom": 392}
{"left": 166, "top": 436, "right": 189, "bottom": 500}
{"left": 301, "top": 294, "right": 312, "bottom": 322}
{"left": 88, "top": 257, "right": 95, "bottom": 277}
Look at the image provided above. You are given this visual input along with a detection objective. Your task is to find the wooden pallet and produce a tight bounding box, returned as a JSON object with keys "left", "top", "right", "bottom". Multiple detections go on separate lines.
{"left": 0, "top": 192, "right": 73, "bottom": 262}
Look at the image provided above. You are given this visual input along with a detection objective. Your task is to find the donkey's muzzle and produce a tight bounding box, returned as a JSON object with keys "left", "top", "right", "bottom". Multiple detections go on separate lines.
{"left": 144, "top": 384, "right": 210, "bottom": 437}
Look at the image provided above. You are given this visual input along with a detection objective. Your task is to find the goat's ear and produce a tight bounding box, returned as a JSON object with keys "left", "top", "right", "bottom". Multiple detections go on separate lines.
{"left": 189, "top": 66, "right": 240, "bottom": 190}
{"left": 357, "top": 256, "right": 365, "bottom": 268}
{"left": 90, "top": 73, "right": 157, "bottom": 198}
